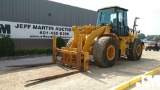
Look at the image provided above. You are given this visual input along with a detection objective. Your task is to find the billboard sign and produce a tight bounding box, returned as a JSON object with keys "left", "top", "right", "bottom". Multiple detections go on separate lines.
{"left": 0, "top": 21, "right": 73, "bottom": 39}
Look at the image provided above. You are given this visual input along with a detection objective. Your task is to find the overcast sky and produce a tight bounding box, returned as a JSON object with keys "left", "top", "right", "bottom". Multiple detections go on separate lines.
{"left": 50, "top": 0, "right": 160, "bottom": 35}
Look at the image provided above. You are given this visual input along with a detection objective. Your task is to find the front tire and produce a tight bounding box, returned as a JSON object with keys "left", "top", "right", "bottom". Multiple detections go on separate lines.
{"left": 127, "top": 39, "right": 143, "bottom": 61}
{"left": 93, "top": 37, "right": 118, "bottom": 67}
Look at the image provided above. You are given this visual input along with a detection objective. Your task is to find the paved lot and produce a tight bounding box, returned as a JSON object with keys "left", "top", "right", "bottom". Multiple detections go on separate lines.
{"left": 0, "top": 51, "right": 160, "bottom": 90}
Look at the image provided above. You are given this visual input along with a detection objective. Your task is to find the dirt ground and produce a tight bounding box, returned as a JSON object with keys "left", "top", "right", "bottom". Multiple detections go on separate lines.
{"left": 0, "top": 50, "right": 160, "bottom": 90}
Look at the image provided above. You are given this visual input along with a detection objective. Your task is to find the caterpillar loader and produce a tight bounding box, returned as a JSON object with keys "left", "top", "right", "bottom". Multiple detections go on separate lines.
{"left": 53, "top": 6, "right": 144, "bottom": 71}
{"left": 7, "top": 6, "right": 144, "bottom": 81}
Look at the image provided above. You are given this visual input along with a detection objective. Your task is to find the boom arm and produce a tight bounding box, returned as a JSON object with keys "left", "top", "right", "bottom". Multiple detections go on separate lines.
{"left": 83, "top": 26, "right": 106, "bottom": 52}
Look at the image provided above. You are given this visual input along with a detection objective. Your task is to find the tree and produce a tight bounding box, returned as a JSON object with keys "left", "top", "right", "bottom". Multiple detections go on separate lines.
{"left": 156, "top": 35, "right": 160, "bottom": 40}
{"left": 146, "top": 35, "right": 156, "bottom": 40}
{"left": 56, "top": 37, "right": 65, "bottom": 48}
{"left": 0, "top": 37, "right": 15, "bottom": 57}
{"left": 152, "top": 35, "right": 160, "bottom": 41}
{"left": 138, "top": 33, "right": 146, "bottom": 39}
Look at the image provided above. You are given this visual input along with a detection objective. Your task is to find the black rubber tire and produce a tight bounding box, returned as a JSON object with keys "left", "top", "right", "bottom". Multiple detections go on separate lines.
{"left": 66, "top": 38, "right": 73, "bottom": 48}
{"left": 127, "top": 39, "right": 143, "bottom": 61}
{"left": 93, "top": 37, "right": 118, "bottom": 67}
{"left": 145, "top": 47, "right": 148, "bottom": 51}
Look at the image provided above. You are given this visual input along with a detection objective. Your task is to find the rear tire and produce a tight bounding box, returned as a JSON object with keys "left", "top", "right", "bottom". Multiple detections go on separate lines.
{"left": 145, "top": 47, "right": 148, "bottom": 51}
{"left": 153, "top": 48, "right": 156, "bottom": 51}
{"left": 127, "top": 39, "right": 143, "bottom": 61}
{"left": 93, "top": 37, "right": 118, "bottom": 67}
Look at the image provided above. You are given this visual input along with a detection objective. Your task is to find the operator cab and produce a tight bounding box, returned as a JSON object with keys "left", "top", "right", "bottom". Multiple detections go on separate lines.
{"left": 97, "top": 6, "right": 129, "bottom": 36}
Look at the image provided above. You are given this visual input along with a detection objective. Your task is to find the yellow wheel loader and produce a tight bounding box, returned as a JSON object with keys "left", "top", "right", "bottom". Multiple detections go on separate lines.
{"left": 53, "top": 6, "right": 144, "bottom": 71}
{"left": 7, "top": 6, "right": 144, "bottom": 81}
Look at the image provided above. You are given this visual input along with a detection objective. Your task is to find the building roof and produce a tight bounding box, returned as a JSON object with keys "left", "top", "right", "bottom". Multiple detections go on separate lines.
{"left": 99, "top": 6, "right": 128, "bottom": 11}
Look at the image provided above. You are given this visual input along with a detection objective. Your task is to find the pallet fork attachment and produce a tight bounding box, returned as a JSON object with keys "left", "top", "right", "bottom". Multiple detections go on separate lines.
{"left": 27, "top": 70, "right": 79, "bottom": 82}
{"left": 27, "top": 36, "right": 89, "bottom": 82}
{"left": 6, "top": 35, "right": 89, "bottom": 82}
{"left": 6, "top": 62, "right": 54, "bottom": 67}
{"left": 53, "top": 36, "right": 89, "bottom": 72}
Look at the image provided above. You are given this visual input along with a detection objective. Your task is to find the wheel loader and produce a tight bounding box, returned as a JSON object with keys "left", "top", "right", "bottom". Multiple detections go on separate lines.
{"left": 53, "top": 6, "right": 144, "bottom": 71}
{"left": 7, "top": 6, "right": 144, "bottom": 81}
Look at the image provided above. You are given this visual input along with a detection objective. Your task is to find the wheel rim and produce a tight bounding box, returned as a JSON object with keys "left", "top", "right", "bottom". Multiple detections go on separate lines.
{"left": 136, "top": 44, "right": 141, "bottom": 56}
{"left": 106, "top": 45, "right": 115, "bottom": 61}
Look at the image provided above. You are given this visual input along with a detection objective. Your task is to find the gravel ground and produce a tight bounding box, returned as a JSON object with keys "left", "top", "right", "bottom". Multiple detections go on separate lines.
{"left": 0, "top": 50, "right": 160, "bottom": 90}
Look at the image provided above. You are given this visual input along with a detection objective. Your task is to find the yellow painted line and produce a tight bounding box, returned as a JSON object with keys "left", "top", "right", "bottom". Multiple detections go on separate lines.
{"left": 110, "top": 67, "right": 160, "bottom": 90}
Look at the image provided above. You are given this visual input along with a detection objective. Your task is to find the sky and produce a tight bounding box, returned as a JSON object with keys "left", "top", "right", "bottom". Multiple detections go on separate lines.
{"left": 50, "top": 0, "right": 160, "bottom": 35}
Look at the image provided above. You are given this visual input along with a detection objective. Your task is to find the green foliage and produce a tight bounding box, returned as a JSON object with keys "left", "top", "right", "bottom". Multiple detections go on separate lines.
{"left": 0, "top": 36, "right": 64, "bottom": 57}
{"left": 153, "top": 35, "right": 160, "bottom": 40}
{"left": 56, "top": 37, "right": 65, "bottom": 48}
{"left": 146, "top": 35, "right": 160, "bottom": 40}
{"left": 156, "top": 35, "right": 160, "bottom": 40}
{"left": 138, "top": 33, "right": 146, "bottom": 39}
{"left": 0, "top": 37, "right": 15, "bottom": 57}
{"left": 15, "top": 48, "right": 52, "bottom": 56}
{"left": 145, "top": 35, "right": 160, "bottom": 41}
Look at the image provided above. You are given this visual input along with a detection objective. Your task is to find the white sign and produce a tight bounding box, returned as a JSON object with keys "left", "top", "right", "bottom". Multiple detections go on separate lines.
{"left": 0, "top": 21, "right": 73, "bottom": 39}
{"left": 136, "top": 75, "right": 160, "bottom": 89}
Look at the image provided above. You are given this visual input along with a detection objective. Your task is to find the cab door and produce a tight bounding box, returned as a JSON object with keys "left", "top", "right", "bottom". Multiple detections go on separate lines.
{"left": 117, "top": 9, "right": 129, "bottom": 36}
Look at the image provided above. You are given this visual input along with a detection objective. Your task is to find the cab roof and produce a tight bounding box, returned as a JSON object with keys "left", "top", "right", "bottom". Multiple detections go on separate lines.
{"left": 99, "top": 6, "right": 128, "bottom": 11}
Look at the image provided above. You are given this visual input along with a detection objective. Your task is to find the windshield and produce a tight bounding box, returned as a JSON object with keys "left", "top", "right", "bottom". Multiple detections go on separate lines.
{"left": 97, "top": 8, "right": 117, "bottom": 26}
